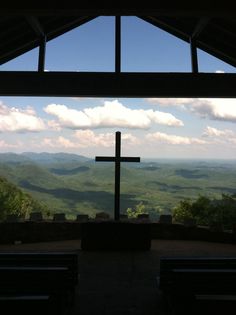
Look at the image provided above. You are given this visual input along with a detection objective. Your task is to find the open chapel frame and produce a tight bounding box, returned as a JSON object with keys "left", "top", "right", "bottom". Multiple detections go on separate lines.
{"left": 0, "top": 8, "right": 235, "bottom": 98}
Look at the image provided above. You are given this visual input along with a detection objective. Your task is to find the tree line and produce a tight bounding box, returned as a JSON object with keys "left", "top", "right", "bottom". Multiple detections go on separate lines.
{"left": 1, "top": 173, "right": 236, "bottom": 229}
{"left": 172, "top": 194, "right": 236, "bottom": 229}
{"left": 126, "top": 194, "right": 236, "bottom": 230}
{"left": 0, "top": 176, "right": 49, "bottom": 220}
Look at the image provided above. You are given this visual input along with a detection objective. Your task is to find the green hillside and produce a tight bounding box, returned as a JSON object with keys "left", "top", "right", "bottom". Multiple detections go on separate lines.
{"left": 0, "top": 153, "right": 236, "bottom": 220}
{"left": 22, "top": 152, "right": 90, "bottom": 164}
{"left": 0, "top": 176, "right": 49, "bottom": 220}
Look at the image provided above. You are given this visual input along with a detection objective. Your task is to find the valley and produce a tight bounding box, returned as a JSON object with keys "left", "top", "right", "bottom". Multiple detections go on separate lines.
{"left": 0, "top": 152, "right": 236, "bottom": 220}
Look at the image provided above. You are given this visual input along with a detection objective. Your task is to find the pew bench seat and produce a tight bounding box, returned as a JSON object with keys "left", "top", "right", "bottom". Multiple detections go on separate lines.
{"left": 159, "top": 257, "right": 236, "bottom": 314}
{"left": 0, "top": 252, "right": 79, "bottom": 314}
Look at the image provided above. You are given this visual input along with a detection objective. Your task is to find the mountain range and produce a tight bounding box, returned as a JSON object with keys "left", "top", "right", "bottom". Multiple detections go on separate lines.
{"left": 0, "top": 152, "right": 236, "bottom": 220}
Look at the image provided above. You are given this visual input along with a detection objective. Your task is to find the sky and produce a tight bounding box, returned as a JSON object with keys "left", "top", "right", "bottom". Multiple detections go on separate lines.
{"left": 0, "top": 16, "right": 236, "bottom": 159}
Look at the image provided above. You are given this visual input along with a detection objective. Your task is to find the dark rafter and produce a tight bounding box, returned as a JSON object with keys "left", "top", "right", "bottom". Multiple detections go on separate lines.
{"left": 26, "top": 17, "right": 47, "bottom": 72}
{"left": 0, "top": 8, "right": 235, "bottom": 99}
{"left": 189, "top": 17, "right": 209, "bottom": 73}
{"left": 26, "top": 16, "right": 45, "bottom": 37}
{"left": 0, "top": 16, "right": 97, "bottom": 65}
{"left": 38, "top": 35, "right": 46, "bottom": 72}
{"left": 191, "top": 17, "right": 209, "bottom": 39}
{"left": 0, "top": 72, "right": 235, "bottom": 98}
{"left": 190, "top": 37, "right": 198, "bottom": 73}
{"left": 140, "top": 16, "right": 236, "bottom": 68}
{"left": 0, "top": 8, "right": 235, "bottom": 17}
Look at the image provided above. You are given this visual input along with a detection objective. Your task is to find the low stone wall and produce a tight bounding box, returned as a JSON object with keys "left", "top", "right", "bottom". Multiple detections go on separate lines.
{"left": 0, "top": 221, "right": 235, "bottom": 245}
{"left": 150, "top": 223, "right": 236, "bottom": 244}
{"left": 0, "top": 221, "right": 82, "bottom": 244}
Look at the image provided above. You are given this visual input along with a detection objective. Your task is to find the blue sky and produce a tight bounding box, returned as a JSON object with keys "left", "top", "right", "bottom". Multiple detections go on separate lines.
{"left": 0, "top": 16, "right": 236, "bottom": 159}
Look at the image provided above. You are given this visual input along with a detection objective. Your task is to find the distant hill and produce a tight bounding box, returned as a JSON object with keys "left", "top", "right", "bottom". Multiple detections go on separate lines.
{"left": 0, "top": 152, "right": 31, "bottom": 164}
{"left": 0, "top": 159, "right": 65, "bottom": 189}
{"left": 22, "top": 152, "right": 91, "bottom": 164}
{"left": 50, "top": 166, "right": 90, "bottom": 175}
{"left": 1, "top": 154, "right": 236, "bottom": 220}
{"left": 0, "top": 152, "right": 90, "bottom": 165}
{"left": 175, "top": 169, "right": 208, "bottom": 179}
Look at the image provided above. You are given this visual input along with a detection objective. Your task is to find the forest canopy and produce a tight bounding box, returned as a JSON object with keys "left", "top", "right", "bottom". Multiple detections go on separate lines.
{"left": 173, "top": 194, "right": 236, "bottom": 229}
{"left": 0, "top": 176, "right": 49, "bottom": 220}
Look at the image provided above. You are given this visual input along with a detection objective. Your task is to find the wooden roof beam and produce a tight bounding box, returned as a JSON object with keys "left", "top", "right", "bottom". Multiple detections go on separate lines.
{"left": 0, "top": 71, "right": 235, "bottom": 98}
{"left": 0, "top": 8, "right": 235, "bottom": 18}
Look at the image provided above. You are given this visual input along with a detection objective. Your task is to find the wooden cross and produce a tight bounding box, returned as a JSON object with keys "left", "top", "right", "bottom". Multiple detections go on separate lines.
{"left": 95, "top": 131, "right": 140, "bottom": 220}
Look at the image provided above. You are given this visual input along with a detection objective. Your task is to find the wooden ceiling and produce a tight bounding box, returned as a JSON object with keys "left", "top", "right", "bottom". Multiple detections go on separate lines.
{"left": 0, "top": 7, "right": 235, "bottom": 98}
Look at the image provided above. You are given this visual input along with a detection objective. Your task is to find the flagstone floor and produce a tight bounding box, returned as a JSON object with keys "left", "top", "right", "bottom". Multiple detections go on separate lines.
{"left": 0, "top": 239, "right": 236, "bottom": 315}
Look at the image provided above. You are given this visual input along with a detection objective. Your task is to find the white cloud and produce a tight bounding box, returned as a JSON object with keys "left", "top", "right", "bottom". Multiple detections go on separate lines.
{"left": 202, "top": 126, "right": 236, "bottom": 146}
{"left": 189, "top": 99, "right": 236, "bottom": 122}
{"left": 44, "top": 104, "right": 91, "bottom": 128}
{"left": 41, "top": 136, "right": 78, "bottom": 149}
{"left": 74, "top": 130, "right": 114, "bottom": 147}
{"left": 122, "top": 133, "right": 141, "bottom": 145}
{"left": 147, "top": 98, "right": 236, "bottom": 123}
{"left": 44, "top": 100, "right": 183, "bottom": 129}
{"left": 0, "top": 102, "right": 46, "bottom": 132}
{"left": 215, "top": 70, "right": 225, "bottom": 73}
{"left": 146, "top": 132, "right": 207, "bottom": 145}
{"left": 147, "top": 98, "right": 190, "bottom": 107}
{"left": 39, "top": 130, "right": 140, "bottom": 150}
{"left": 47, "top": 120, "right": 62, "bottom": 131}
{"left": 0, "top": 139, "right": 23, "bottom": 149}
{"left": 203, "top": 126, "right": 234, "bottom": 137}
{"left": 74, "top": 130, "right": 140, "bottom": 147}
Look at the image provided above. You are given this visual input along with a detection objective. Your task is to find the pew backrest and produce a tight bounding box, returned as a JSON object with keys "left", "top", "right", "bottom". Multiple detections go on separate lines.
{"left": 0, "top": 251, "right": 79, "bottom": 304}
{"left": 159, "top": 257, "right": 236, "bottom": 295}
{"left": 0, "top": 251, "right": 78, "bottom": 284}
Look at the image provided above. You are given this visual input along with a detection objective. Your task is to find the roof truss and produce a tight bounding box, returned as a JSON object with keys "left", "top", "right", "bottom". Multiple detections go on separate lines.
{"left": 0, "top": 71, "right": 235, "bottom": 98}
{"left": 0, "top": 8, "right": 235, "bottom": 98}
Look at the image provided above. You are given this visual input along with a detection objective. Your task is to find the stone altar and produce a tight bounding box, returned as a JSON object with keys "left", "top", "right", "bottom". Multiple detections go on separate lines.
{"left": 81, "top": 221, "right": 151, "bottom": 250}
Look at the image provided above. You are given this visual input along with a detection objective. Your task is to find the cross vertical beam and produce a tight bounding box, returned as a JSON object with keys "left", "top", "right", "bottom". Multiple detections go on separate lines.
{"left": 115, "top": 131, "right": 121, "bottom": 220}
{"left": 95, "top": 131, "right": 140, "bottom": 221}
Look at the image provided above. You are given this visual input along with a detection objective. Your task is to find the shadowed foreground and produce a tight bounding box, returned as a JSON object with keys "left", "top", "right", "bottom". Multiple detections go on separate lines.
{"left": 0, "top": 239, "right": 235, "bottom": 315}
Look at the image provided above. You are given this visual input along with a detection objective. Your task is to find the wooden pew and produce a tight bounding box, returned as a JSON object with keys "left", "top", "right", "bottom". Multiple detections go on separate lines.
{"left": 0, "top": 252, "right": 79, "bottom": 314}
{"left": 159, "top": 257, "right": 236, "bottom": 314}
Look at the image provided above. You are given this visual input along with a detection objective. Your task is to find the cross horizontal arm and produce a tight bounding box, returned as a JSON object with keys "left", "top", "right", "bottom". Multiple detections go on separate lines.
{"left": 95, "top": 156, "right": 140, "bottom": 162}
{"left": 95, "top": 156, "right": 115, "bottom": 162}
{"left": 120, "top": 157, "right": 140, "bottom": 162}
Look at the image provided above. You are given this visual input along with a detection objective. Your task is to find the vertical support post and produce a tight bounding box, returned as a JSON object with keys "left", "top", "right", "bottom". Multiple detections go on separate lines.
{"left": 38, "top": 35, "right": 46, "bottom": 72}
{"left": 114, "top": 131, "right": 121, "bottom": 220}
{"left": 115, "top": 16, "right": 121, "bottom": 73}
{"left": 190, "top": 37, "right": 198, "bottom": 73}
